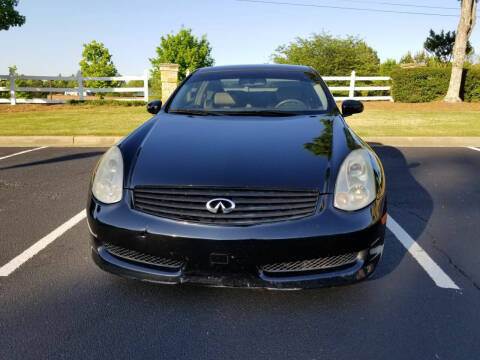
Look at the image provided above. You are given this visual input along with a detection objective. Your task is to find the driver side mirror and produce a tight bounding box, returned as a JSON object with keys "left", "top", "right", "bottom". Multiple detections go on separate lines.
{"left": 342, "top": 100, "right": 364, "bottom": 117}
{"left": 147, "top": 100, "right": 162, "bottom": 115}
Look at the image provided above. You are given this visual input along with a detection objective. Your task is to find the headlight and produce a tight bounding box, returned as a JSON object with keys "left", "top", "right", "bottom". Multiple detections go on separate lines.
{"left": 92, "top": 146, "right": 123, "bottom": 204}
{"left": 334, "top": 148, "right": 376, "bottom": 211}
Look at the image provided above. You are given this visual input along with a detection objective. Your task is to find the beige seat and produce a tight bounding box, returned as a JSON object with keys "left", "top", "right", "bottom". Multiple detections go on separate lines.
{"left": 213, "top": 92, "right": 236, "bottom": 108}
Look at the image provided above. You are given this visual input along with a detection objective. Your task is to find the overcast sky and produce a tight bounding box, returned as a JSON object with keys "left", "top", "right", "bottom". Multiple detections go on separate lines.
{"left": 1, "top": 0, "right": 478, "bottom": 76}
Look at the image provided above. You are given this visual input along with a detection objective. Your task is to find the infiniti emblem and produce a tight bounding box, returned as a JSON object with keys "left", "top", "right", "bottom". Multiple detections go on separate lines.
{"left": 206, "top": 198, "right": 236, "bottom": 214}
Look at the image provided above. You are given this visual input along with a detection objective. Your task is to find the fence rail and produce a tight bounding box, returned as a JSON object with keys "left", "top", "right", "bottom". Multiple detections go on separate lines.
{"left": 0, "top": 69, "right": 392, "bottom": 105}
{"left": 0, "top": 69, "right": 149, "bottom": 105}
{"left": 323, "top": 71, "right": 393, "bottom": 102}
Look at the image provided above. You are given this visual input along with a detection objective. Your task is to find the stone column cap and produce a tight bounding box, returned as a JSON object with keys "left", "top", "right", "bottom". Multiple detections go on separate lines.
{"left": 158, "top": 63, "right": 180, "bottom": 71}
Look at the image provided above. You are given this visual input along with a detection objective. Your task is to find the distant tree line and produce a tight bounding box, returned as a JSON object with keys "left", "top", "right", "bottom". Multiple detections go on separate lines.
{"left": 2, "top": 17, "right": 478, "bottom": 102}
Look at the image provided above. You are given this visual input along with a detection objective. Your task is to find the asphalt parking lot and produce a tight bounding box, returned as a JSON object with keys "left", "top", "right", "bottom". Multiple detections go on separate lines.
{"left": 0, "top": 146, "right": 479, "bottom": 359}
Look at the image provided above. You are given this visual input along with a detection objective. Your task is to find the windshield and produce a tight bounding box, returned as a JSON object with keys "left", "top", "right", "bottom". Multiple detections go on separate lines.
{"left": 167, "top": 70, "right": 330, "bottom": 116}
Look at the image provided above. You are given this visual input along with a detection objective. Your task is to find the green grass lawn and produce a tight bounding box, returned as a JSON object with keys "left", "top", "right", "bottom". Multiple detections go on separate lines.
{"left": 0, "top": 106, "right": 149, "bottom": 136}
{"left": 348, "top": 109, "right": 480, "bottom": 137}
{"left": 0, "top": 104, "right": 479, "bottom": 136}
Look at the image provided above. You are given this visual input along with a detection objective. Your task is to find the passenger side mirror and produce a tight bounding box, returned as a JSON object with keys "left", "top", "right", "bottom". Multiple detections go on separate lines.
{"left": 342, "top": 100, "right": 364, "bottom": 117}
{"left": 147, "top": 100, "right": 162, "bottom": 115}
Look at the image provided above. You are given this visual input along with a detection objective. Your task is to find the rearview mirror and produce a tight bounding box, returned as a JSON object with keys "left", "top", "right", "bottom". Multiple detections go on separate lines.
{"left": 342, "top": 100, "right": 364, "bottom": 117}
{"left": 147, "top": 100, "right": 162, "bottom": 115}
{"left": 239, "top": 77, "right": 267, "bottom": 87}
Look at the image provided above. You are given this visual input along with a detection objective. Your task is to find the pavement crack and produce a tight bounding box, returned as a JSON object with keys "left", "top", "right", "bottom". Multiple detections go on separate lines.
{"left": 389, "top": 203, "right": 429, "bottom": 223}
{"left": 391, "top": 204, "right": 479, "bottom": 292}
{"left": 430, "top": 239, "right": 480, "bottom": 292}
{"left": 422, "top": 228, "right": 479, "bottom": 292}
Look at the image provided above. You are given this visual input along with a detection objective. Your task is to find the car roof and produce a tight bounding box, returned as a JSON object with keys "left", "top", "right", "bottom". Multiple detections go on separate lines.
{"left": 194, "top": 64, "right": 313, "bottom": 73}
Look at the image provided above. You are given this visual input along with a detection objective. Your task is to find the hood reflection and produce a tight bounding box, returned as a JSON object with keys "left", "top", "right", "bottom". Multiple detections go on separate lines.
{"left": 303, "top": 119, "right": 334, "bottom": 159}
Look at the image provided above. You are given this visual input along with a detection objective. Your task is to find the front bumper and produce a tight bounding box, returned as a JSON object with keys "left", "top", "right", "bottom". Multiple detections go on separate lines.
{"left": 87, "top": 190, "right": 386, "bottom": 289}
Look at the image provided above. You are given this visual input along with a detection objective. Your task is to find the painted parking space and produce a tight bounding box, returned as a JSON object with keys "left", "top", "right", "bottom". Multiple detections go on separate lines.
{"left": 0, "top": 147, "right": 104, "bottom": 264}
{"left": 376, "top": 146, "right": 480, "bottom": 290}
{"left": 0, "top": 146, "right": 476, "bottom": 288}
{"left": 0, "top": 222, "right": 478, "bottom": 359}
{"left": 0, "top": 146, "right": 479, "bottom": 359}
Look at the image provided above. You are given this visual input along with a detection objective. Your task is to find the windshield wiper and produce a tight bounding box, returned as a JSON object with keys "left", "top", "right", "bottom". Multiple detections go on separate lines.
{"left": 168, "top": 109, "right": 223, "bottom": 116}
{"left": 221, "top": 110, "right": 298, "bottom": 117}
{"left": 168, "top": 109, "right": 298, "bottom": 117}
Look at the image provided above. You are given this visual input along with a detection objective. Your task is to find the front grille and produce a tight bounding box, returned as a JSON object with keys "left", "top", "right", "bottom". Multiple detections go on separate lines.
{"left": 260, "top": 253, "right": 358, "bottom": 274}
{"left": 103, "top": 242, "right": 184, "bottom": 269}
{"left": 133, "top": 186, "right": 320, "bottom": 226}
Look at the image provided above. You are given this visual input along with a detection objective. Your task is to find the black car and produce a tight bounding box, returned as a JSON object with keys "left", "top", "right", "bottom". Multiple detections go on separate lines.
{"left": 87, "top": 64, "right": 387, "bottom": 289}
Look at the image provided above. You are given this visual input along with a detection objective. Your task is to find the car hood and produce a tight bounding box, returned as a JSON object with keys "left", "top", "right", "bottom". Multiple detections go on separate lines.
{"left": 130, "top": 113, "right": 337, "bottom": 192}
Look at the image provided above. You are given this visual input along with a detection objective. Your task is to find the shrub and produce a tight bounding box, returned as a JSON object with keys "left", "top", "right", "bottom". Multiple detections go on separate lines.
{"left": 391, "top": 67, "right": 480, "bottom": 102}
{"left": 391, "top": 68, "right": 450, "bottom": 102}
{"left": 66, "top": 100, "right": 146, "bottom": 106}
{"left": 464, "top": 68, "right": 480, "bottom": 102}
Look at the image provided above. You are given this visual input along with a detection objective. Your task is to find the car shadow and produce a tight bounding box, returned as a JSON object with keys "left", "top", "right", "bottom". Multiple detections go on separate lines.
{"left": 368, "top": 145, "right": 433, "bottom": 281}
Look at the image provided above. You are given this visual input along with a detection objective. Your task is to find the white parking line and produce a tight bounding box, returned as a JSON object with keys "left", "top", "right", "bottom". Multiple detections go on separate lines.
{"left": 0, "top": 205, "right": 460, "bottom": 290}
{"left": 467, "top": 146, "right": 480, "bottom": 152}
{"left": 0, "top": 210, "right": 86, "bottom": 277}
{"left": 0, "top": 146, "right": 48, "bottom": 161}
{"left": 387, "top": 216, "right": 459, "bottom": 290}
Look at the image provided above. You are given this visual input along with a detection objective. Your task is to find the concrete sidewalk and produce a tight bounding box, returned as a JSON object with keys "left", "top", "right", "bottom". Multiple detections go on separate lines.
{"left": 0, "top": 136, "right": 479, "bottom": 147}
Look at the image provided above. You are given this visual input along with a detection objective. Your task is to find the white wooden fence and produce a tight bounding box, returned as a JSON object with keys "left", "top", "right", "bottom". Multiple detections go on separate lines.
{"left": 0, "top": 69, "right": 392, "bottom": 105}
{"left": 0, "top": 69, "right": 149, "bottom": 105}
{"left": 323, "top": 71, "right": 393, "bottom": 102}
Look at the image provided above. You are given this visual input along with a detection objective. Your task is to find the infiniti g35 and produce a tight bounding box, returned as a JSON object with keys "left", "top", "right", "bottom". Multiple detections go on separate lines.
{"left": 87, "top": 64, "right": 387, "bottom": 289}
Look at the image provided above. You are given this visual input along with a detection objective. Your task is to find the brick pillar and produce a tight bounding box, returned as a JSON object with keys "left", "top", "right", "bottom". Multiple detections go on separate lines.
{"left": 159, "top": 63, "right": 179, "bottom": 103}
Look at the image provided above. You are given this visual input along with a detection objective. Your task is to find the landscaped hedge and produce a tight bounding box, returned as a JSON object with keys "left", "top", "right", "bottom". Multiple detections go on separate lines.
{"left": 66, "top": 99, "right": 146, "bottom": 106}
{"left": 391, "top": 67, "right": 480, "bottom": 102}
{"left": 463, "top": 68, "right": 480, "bottom": 102}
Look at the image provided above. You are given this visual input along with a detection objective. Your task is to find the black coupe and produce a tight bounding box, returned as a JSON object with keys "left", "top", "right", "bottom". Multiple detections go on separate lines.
{"left": 87, "top": 64, "right": 387, "bottom": 289}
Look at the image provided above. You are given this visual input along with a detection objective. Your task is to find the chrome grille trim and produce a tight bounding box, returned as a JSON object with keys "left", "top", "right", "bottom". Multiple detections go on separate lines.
{"left": 103, "top": 242, "right": 184, "bottom": 269}
{"left": 260, "top": 253, "right": 359, "bottom": 273}
{"left": 133, "top": 186, "right": 320, "bottom": 226}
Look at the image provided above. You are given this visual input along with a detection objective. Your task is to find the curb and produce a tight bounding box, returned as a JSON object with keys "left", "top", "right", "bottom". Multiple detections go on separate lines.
{"left": 0, "top": 136, "right": 479, "bottom": 147}
{"left": 363, "top": 136, "right": 480, "bottom": 147}
{"left": 0, "top": 136, "right": 124, "bottom": 147}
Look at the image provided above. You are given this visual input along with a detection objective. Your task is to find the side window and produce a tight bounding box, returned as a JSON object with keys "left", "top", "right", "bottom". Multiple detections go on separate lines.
{"left": 183, "top": 84, "right": 200, "bottom": 106}
{"left": 313, "top": 83, "right": 328, "bottom": 110}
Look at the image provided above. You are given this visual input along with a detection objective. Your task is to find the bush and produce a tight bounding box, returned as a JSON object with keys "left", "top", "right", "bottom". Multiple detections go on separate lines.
{"left": 66, "top": 100, "right": 146, "bottom": 106}
{"left": 391, "top": 68, "right": 450, "bottom": 102}
{"left": 464, "top": 68, "right": 480, "bottom": 102}
{"left": 391, "top": 67, "right": 480, "bottom": 102}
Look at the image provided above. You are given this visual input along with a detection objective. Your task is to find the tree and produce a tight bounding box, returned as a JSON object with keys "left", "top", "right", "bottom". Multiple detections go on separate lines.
{"left": 79, "top": 40, "right": 119, "bottom": 98}
{"left": 399, "top": 51, "right": 415, "bottom": 64}
{"left": 445, "top": 0, "right": 477, "bottom": 103}
{"left": 272, "top": 32, "right": 380, "bottom": 75}
{"left": 379, "top": 59, "right": 399, "bottom": 76}
{"left": 399, "top": 50, "right": 431, "bottom": 65}
{"left": 0, "top": 0, "right": 25, "bottom": 31}
{"left": 424, "top": 29, "right": 472, "bottom": 62}
{"left": 149, "top": 28, "right": 214, "bottom": 85}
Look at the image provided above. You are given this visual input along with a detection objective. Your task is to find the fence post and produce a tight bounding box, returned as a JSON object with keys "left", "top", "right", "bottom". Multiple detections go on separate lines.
{"left": 76, "top": 70, "right": 84, "bottom": 101}
{"left": 9, "top": 68, "right": 16, "bottom": 105}
{"left": 348, "top": 70, "right": 356, "bottom": 99}
{"left": 143, "top": 69, "right": 149, "bottom": 103}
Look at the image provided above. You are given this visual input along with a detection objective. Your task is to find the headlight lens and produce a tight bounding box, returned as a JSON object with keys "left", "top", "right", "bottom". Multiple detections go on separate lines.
{"left": 334, "top": 149, "right": 376, "bottom": 211}
{"left": 92, "top": 146, "right": 123, "bottom": 204}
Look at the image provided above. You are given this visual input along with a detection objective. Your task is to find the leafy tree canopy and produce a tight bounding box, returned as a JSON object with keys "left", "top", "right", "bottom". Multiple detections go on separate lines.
{"left": 272, "top": 32, "right": 380, "bottom": 75}
{"left": 149, "top": 28, "right": 214, "bottom": 82}
{"left": 79, "top": 40, "right": 119, "bottom": 94}
{"left": 0, "top": 0, "right": 25, "bottom": 31}
{"left": 379, "top": 59, "right": 399, "bottom": 76}
{"left": 424, "top": 29, "right": 472, "bottom": 62}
